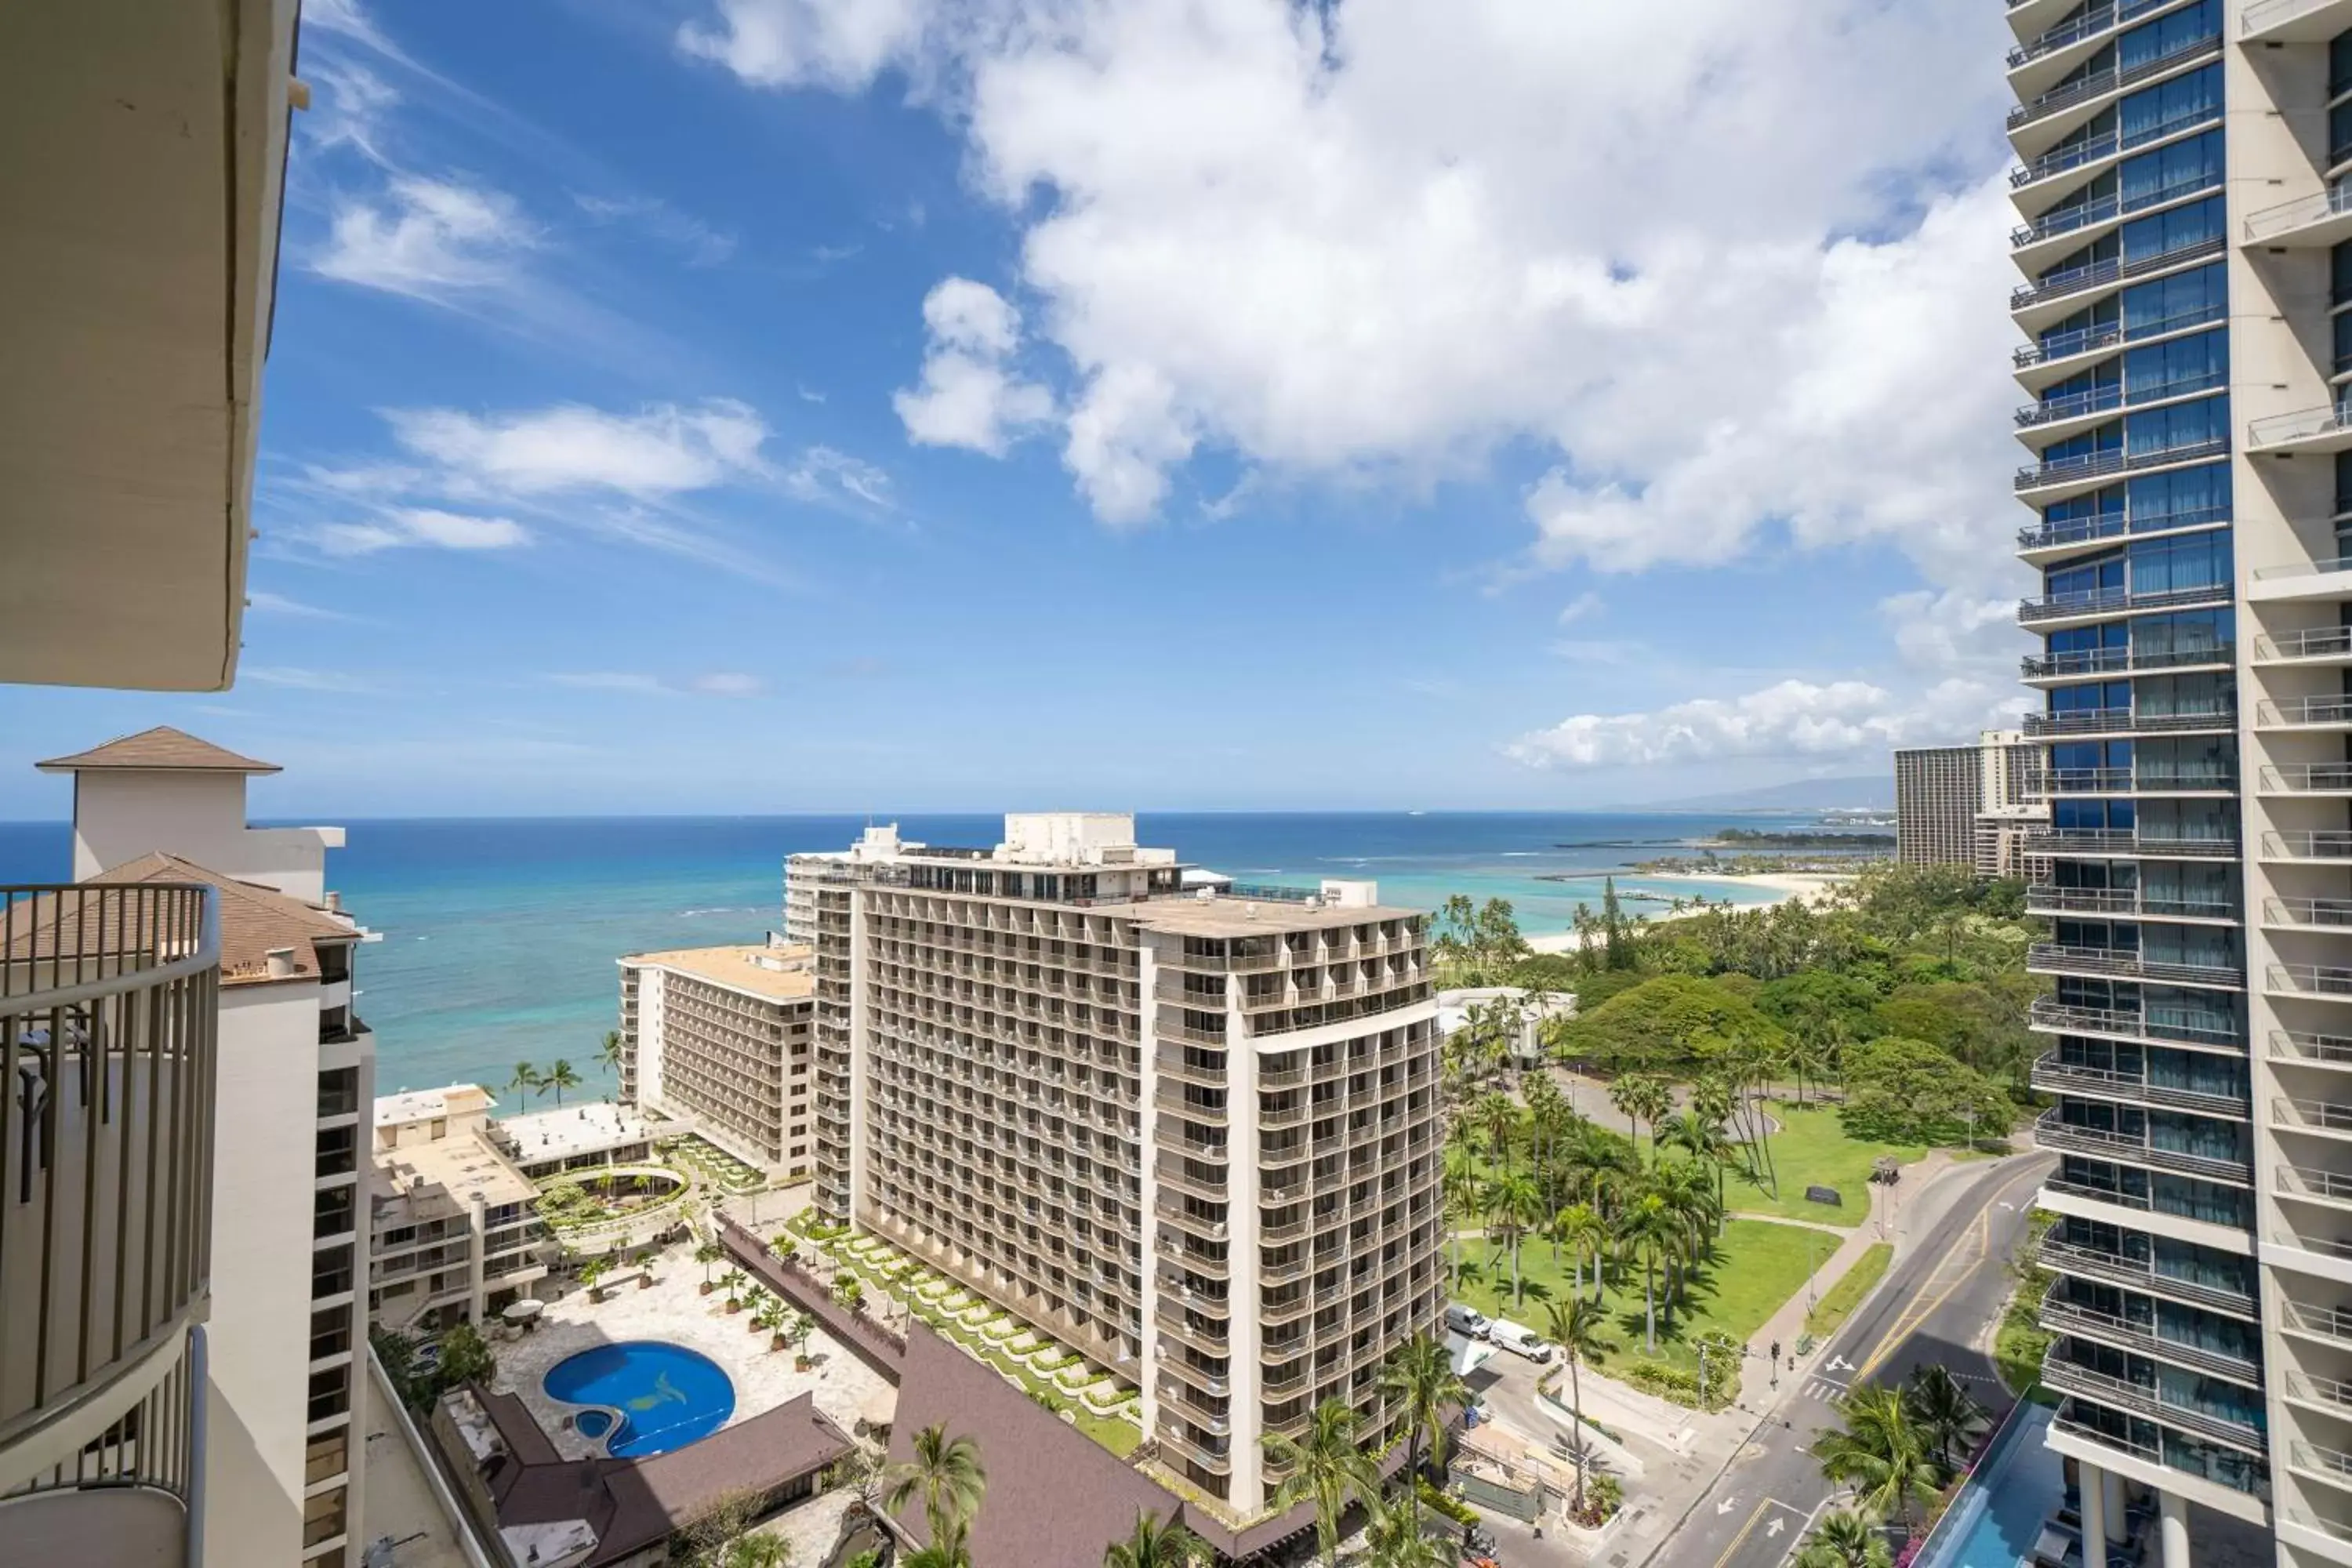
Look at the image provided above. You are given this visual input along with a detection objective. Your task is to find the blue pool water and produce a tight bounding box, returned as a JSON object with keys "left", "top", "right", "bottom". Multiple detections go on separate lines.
{"left": 543, "top": 1342, "right": 735, "bottom": 1457}
{"left": 1915, "top": 1404, "right": 2060, "bottom": 1568}
{"left": 574, "top": 1410, "right": 612, "bottom": 1440}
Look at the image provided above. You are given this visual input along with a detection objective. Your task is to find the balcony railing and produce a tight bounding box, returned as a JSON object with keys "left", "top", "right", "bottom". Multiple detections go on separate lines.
{"left": 2275, "top": 1097, "right": 2352, "bottom": 1137}
{"left": 2252, "top": 401, "right": 2352, "bottom": 449}
{"left": 2277, "top": 1162, "right": 2352, "bottom": 1208}
{"left": 2031, "top": 768, "right": 2236, "bottom": 796}
{"left": 2008, "top": 34, "right": 2222, "bottom": 132}
{"left": 2038, "top": 1298, "right": 2259, "bottom": 1382}
{"left": 2267, "top": 831, "right": 2352, "bottom": 860}
{"left": 2261, "top": 626, "right": 2352, "bottom": 662}
{"left": 2027, "top": 943, "right": 2243, "bottom": 986}
{"left": 2273, "top": 965, "right": 2352, "bottom": 999}
{"left": 2027, "top": 885, "right": 2236, "bottom": 921}
{"left": 2012, "top": 170, "right": 2224, "bottom": 250}
{"left": 2023, "top": 705, "right": 2235, "bottom": 736}
{"left": 2022, "top": 828, "right": 2240, "bottom": 859}
{"left": 2016, "top": 298, "right": 2224, "bottom": 371}
{"left": 2017, "top": 503, "right": 2229, "bottom": 557}
{"left": 2034, "top": 1110, "right": 2251, "bottom": 1182}
{"left": 2017, "top": 582, "right": 2232, "bottom": 625}
{"left": 2262, "top": 696, "right": 2352, "bottom": 728}
{"left": 2011, "top": 234, "right": 2225, "bottom": 314}
{"left": 2042, "top": 1357, "right": 2265, "bottom": 1448}
{"left": 2028, "top": 996, "right": 2241, "bottom": 1045}
{"left": 2266, "top": 766, "right": 2352, "bottom": 794}
{"left": 2245, "top": 183, "right": 2352, "bottom": 245}
{"left": 2275, "top": 1029, "right": 2352, "bottom": 1068}
{"left": 0, "top": 883, "right": 217, "bottom": 1497}
{"left": 2245, "top": 0, "right": 2352, "bottom": 34}
{"left": 2032, "top": 1051, "right": 2248, "bottom": 1114}
{"left": 2041, "top": 1237, "right": 2256, "bottom": 1315}
{"left": 2284, "top": 1297, "right": 2352, "bottom": 1345}
{"left": 2254, "top": 553, "right": 2352, "bottom": 583}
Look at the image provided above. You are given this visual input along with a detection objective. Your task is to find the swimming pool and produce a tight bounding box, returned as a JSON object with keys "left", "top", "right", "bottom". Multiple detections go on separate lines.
{"left": 543, "top": 1342, "right": 735, "bottom": 1457}
{"left": 1913, "top": 1403, "right": 2060, "bottom": 1568}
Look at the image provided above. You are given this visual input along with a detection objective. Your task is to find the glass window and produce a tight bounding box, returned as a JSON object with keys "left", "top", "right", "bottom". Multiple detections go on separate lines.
{"left": 2121, "top": 195, "right": 2221, "bottom": 263}
{"left": 2119, "top": 63, "right": 2222, "bottom": 146}
{"left": 2119, "top": 129, "right": 2223, "bottom": 210}
{"left": 2123, "top": 393, "right": 2227, "bottom": 457}
{"left": 2118, "top": 0, "right": 2218, "bottom": 72}
{"left": 2121, "top": 262, "right": 2225, "bottom": 333}
{"left": 2122, "top": 329, "right": 2225, "bottom": 400}
{"left": 2126, "top": 461, "right": 2229, "bottom": 528}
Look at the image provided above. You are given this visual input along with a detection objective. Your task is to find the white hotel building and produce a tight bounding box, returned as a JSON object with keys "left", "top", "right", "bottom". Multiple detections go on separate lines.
{"left": 784, "top": 814, "right": 1447, "bottom": 1516}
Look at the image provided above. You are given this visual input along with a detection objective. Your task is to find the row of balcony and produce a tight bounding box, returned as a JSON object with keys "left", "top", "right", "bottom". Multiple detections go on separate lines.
{"left": 2026, "top": 942, "right": 2243, "bottom": 988}
{"left": 2007, "top": 31, "right": 2220, "bottom": 134}
{"left": 2031, "top": 1109, "right": 2251, "bottom": 1184}
{"left": 2020, "top": 702, "right": 2230, "bottom": 734}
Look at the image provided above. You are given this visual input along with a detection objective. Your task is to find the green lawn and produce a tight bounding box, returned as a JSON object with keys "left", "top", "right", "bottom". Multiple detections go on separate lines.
{"left": 1718, "top": 1099, "right": 1926, "bottom": 1225}
{"left": 1450, "top": 1218, "right": 1824, "bottom": 1377}
{"left": 1802, "top": 1242, "right": 1893, "bottom": 1341}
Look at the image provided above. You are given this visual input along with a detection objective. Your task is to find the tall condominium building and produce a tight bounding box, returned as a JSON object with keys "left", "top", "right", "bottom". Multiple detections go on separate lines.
{"left": 35, "top": 734, "right": 379, "bottom": 1566}
{"left": 618, "top": 941, "right": 818, "bottom": 1178}
{"left": 1, "top": 6, "right": 303, "bottom": 1564}
{"left": 1896, "top": 742, "right": 1982, "bottom": 866}
{"left": 2007, "top": 2, "right": 2352, "bottom": 1560}
{"left": 1897, "top": 731, "right": 2049, "bottom": 876}
{"left": 782, "top": 815, "right": 1446, "bottom": 1516}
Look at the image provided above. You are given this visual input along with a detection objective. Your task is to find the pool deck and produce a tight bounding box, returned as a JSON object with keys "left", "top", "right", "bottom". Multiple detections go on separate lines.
{"left": 1914, "top": 1403, "right": 2059, "bottom": 1568}
{"left": 492, "top": 1238, "right": 894, "bottom": 1461}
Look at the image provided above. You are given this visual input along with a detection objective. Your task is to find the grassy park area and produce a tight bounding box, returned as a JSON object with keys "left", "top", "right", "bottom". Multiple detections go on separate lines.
{"left": 1802, "top": 1241, "right": 1893, "bottom": 1341}
{"left": 1449, "top": 1218, "right": 1824, "bottom": 1378}
{"left": 1719, "top": 1100, "right": 1927, "bottom": 1225}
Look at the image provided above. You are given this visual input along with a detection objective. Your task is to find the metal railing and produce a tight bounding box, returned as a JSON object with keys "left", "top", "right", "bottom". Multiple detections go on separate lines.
{"left": 2020, "top": 705, "right": 2234, "bottom": 735}
{"left": 2031, "top": 768, "right": 2236, "bottom": 795}
{"left": 2259, "top": 626, "right": 2352, "bottom": 662}
{"left": 2038, "top": 1297, "right": 2259, "bottom": 1381}
{"left": 2021, "top": 828, "right": 2240, "bottom": 859}
{"left": 2016, "top": 299, "right": 2223, "bottom": 369}
{"left": 2012, "top": 234, "right": 2224, "bottom": 314}
{"left": 2027, "top": 996, "right": 2241, "bottom": 1045}
{"left": 2273, "top": 964, "right": 2352, "bottom": 997}
{"left": 2008, "top": 34, "right": 2221, "bottom": 132}
{"left": 2260, "top": 696, "right": 2352, "bottom": 727}
{"left": 2040, "top": 1358, "right": 2264, "bottom": 1446}
{"left": 2026, "top": 885, "right": 2236, "bottom": 920}
{"left": 2266, "top": 767, "right": 2352, "bottom": 793}
{"left": 2016, "top": 581, "right": 2231, "bottom": 623}
{"left": 2246, "top": 182, "right": 2352, "bottom": 245}
{"left": 2245, "top": 0, "right": 2352, "bottom": 34}
{"left": 0, "top": 884, "right": 217, "bottom": 1504}
{"left": 2027, "top": 942, "right": 2242, "bottom": 985}
{"left": 2016, "top": 436, "right": 2229, "bottom": 492}
{"left": 2253, "top": 552, "right": 2352, "bottom": 581}
{"left": 2268, "top": 831, "right": 2352, "bottom": 859}
{"left": 2252, "top": 401, "right": 2352, "bottom": 448}
{"left": 2033, "top": 1111, "right": 2251, "bottom": 1182}
{"left": 2031, "top": 1051, "right": 2248, "bottom": 1112}
{"left": 2040, "top": 1237, "right": 2256, "bottom": 1314}
{"left": 2278, "top": 1163, "right": 2352, "bottom": 1206}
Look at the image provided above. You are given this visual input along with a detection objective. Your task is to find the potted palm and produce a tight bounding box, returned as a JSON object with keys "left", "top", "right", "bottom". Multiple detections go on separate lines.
{"left": 579, "top": 1254, "right": 612, "bottom": 1304}
{"left": 695, "top": 1240, "right": 724, "bottom": 1297}
{"left": 720, "top": 1267, "right": 750, "bottom": 1313}
{"left": 742, "top": 1286, "right": 775, "bottom": 1334}
{"left": 789, "top": 1312, "right": 817, "bottom": 1370}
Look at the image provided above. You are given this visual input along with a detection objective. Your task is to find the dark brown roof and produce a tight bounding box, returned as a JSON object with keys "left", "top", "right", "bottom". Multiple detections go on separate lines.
{"left": 887, "top": 1323, "right": 1236, "bottom": 1567}
{"left": 37, "top": 726, "right": 280, "bottom": 774}
{"left": 485, "top": 1390, "right": 852, "bottom": 1568}
{"left": 99, "top": 852, "right": 353, "bottom": 986}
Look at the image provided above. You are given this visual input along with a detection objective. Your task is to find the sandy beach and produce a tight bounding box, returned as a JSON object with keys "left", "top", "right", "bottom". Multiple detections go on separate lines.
{"left": 1524, "top": 869, "right": 1851, "bottom": 953}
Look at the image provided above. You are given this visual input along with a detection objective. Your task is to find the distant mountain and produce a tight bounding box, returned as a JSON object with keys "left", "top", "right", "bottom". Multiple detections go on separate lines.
{"left": 1628, "top": 774, "right": 1895, "bottom": 812}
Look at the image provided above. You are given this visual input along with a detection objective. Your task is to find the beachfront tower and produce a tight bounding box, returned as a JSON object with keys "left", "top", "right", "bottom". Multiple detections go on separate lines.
{"left": 2008, "top": 1, "right": 2352, "bottom": 1560}
{"left": 784, "top": 815, "right": 1446, "bottom": 1517}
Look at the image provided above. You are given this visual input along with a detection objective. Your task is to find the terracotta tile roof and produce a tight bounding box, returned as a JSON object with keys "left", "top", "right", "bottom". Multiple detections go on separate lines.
{"left": 99, "top": 851, "right": 353, "bottom": 985}
{"left": 36, "top": 725, "right": 280, "bottom": 774}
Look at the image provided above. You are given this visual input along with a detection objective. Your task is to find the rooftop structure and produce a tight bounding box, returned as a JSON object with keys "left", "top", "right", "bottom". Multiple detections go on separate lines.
{"left": 487, "top": 1102, "right": 655, "bottom": 1180}
{"left": 784, "top": 813, "right": 1445, "bottom": 1516}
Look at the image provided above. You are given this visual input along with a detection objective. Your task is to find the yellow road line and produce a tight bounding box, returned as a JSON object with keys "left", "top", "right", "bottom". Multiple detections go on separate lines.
{"left": 1711, "top": 1498, "right": 1776, "bottom": 1568}
{"left": 1849, "top": 1161, "right": 2047, "bottom": 1384}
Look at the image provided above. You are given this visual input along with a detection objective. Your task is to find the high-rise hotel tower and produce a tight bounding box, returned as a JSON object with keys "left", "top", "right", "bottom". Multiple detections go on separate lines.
{"left": 2012, "top": 0, "right": 2352, "bottom": 1559}
{"left": 783, "top": 815, "right": 1446, "bottom": 1517}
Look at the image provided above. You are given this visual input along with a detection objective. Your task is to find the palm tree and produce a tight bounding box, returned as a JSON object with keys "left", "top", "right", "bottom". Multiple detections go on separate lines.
{"left": 1614, "top": 1190, "right": 1682, "bottom": 1354}
{"left": 1102, "top": 1508, "right": 1207, "bottom": 1568}
{"left": 1796, "top": 1509, "right": 1893, "bottom": 1568}
{"left": 1904, "top": 1365, "right": 1989, "bottom": 1474}
{"left": 1816, "top": 1385, "right": 1940, "bottom": 1529}
{"left": 718, "top": 1266, "right": 749, "bottom": 1310}
{"left": 721, "top": 1534, "right": 792, "bottom": 1568}
{"left": 579, "top": 1254, "right": 612, "bottom": 1301}
{"left": 885, "top": 1424, "right": 987, "bottom": 1551}
{"left": 1358, "top": 1495, "right": 1454, "bottom": 1568}
{"left": 544, "top": 1058, "right": 583, "bottom": 1105}
{"left": 1542, "top": 1296, "right": 1614, "bottom": 1513}
{"left": 753, "top": 1295, "right": 789, "bottom": 1350}
{"left": 1376, "top": 1334, "right": 1468, "bottom": 1495}
{"left": 902, "top": 1524, "right": 975, "bottom": 1568}
{"left": 1477, "top": 1091, "right": 1519, "bottom": 1177}
{"left": 506, "top": 1062, "right": 540, "bottom": 1104}
{"left": 1489, "top": 1172, "right": 1544, "bottom": 1305}
{"left": 695, "top": 1238, "right": 726, "bottom": 1293}
{"left": 741, "top": 1285, "right": 775, "bottom": 1332}
{"left": 1552, "top": 1202, "right": 1607, "bottom": 1302}
{"left": 599, "top": 1029, "right": 626, "bottom": 1076}
{"left": 1657, "top": 1109, "right": 1732, "bottom": 1210}
{"left": 1263, "top": 1399, "right": 1377, "bottom": 1568}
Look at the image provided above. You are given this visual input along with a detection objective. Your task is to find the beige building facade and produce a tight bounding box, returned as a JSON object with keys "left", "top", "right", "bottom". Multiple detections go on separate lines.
{"left": 371, "top": 1087, "right": 550, "bottom": 1337}
{"left": 619, "top": 941, "right": 816, "bottom": 1177}
{"left": 783, "top": 814, "right": 1446, "bottom": 1516}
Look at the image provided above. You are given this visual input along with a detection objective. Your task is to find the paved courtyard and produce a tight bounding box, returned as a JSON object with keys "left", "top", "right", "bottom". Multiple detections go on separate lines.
{"left": 492, "top": 1237, "right": 895, "bottom": 1461}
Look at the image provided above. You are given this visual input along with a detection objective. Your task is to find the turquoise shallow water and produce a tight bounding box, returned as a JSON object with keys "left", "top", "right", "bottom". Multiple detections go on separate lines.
{"left": 0, "top": 811, "right": 1829, "bottom": 1102}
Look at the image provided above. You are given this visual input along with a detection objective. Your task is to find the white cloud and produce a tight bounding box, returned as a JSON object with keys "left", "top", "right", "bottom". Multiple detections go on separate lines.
{"left": 893, "top": 278, "right": 1055, "bottom": 458}
{"left": 1556, "top": 592, "right": 1603, "bottom": 627}
{"left": 1505, "top": 673, "right": 2016, "bottom": 771}
{"left": 310, "top": 174, "right": 534, "bottom": 299}
{"left": 786, "top": 447, "right": 893, "bottom": 508}
{"left": 548, "top": 671, "right": 767, "bottom": 698}
{"left": 574, "top": 193, "right": 738, "bottom": 266}
{"left": 676, "top": 0, "right": 934, "bottom": 90}
{"left": 248, "top": 590, "right": 352, "bottom": 620}
{"left": 383, "top": 401, "right": 771, "bottom": 497}
{"left": 244, "top": 666, "right": 379, "bottom": 693}
{"left": 310, "top": 509, "right": 530, "bottom": 557}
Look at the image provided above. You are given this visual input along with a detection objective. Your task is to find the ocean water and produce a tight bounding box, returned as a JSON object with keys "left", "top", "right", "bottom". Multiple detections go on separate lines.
{"left": 0, "top": 811, "right": 1831, "bottom": 1102}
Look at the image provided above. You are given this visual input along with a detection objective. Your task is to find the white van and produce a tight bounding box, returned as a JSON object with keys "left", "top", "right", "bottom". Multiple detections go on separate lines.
{"left": 1490, "top": 1319, "right": 1554, "bottom": 1363}
{"left": 1445, "top": 1303, "right": 1493, "bottom": 1340}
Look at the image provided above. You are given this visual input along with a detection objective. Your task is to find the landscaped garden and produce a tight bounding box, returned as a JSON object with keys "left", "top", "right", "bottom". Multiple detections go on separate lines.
{"left": 662, "top": 1134, "right": 765, "bottom": 1195}
{"left": 533, "top": 1166, "right": 691, "bottom": 1237}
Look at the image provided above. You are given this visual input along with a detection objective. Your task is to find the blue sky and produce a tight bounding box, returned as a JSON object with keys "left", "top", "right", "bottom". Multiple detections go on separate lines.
{"left": 0, "top": 0, "right": 2035, "bottom": 818}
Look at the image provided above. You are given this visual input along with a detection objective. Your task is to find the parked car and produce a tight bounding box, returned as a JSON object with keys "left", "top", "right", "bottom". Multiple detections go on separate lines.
{"left": 1490, "top": 1319, "right": 1555, "bottom": 1363}
{"left": 1446, "top": 1302, "right": 1494, "bottom": 1340}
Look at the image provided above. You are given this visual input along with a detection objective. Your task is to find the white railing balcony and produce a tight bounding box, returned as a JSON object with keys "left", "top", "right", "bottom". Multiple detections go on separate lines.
{"left": 2245, "top": 183, "right": 2352, "bottom": 245}
{"left": 2270, "top": 831, "right": 2352, "bottom": 860}
{"left": 2272, "top": 897, "right": 2352, "bottom": 927}
{"left": 2028, "top": 943, "right": 2243, "bottom": 986}
{"left": 2279, "top": 1162, "right": 2352, "bottom": 1210}
{"left": 2263, "top": 696, "right": 2352, "bottom": 728}
{"left": 2283, "top": 1298, "right": 2352, "bottom": 1345}
{"left": 0, "top": 883, "right": 216, "bottom": 1512}
{"left": 2042, "top": 1358, "right": 2266, "bottom": 1448}
{"left": 2245, "top": 0, "right": 2352, "bottom": 36}
{"left": 2274, "top": 1029, "right": 2352, "bottom": 1068}
{"left": 2251, "top": 401, "right": 2352, "bottom": 448}
{"left": 2266, "top": 766, "right": 2352, "bottom": 793}
{"left": 2039, "top": 1297, "right": 2259, "bottom": 1381}
{"left": 2031, "top": 1051, "right": 2247, "bottom": 1115}
{"left": 2261, "top": 627, "right": 2352, "bottom": 662}
{"left": 2034, "top": 1111, "right": 2250, "bottom": 1182}
{"left": 2278, "top": 1097, "right": 2352, "bottom": 1137}
{"left": 2274, "top": 965, "right": 2352, "bottom": 1000}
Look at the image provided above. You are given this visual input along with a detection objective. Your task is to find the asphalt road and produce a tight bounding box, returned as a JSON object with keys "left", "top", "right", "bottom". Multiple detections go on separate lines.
{"left": 1654, "top": 1151, "right": 2055, "bottom": 1568}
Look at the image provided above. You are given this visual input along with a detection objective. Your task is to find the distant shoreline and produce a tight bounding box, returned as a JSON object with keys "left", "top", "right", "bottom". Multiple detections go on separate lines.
{"left": 1523, "top": 869, "right": 1850, "bottom": 954}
